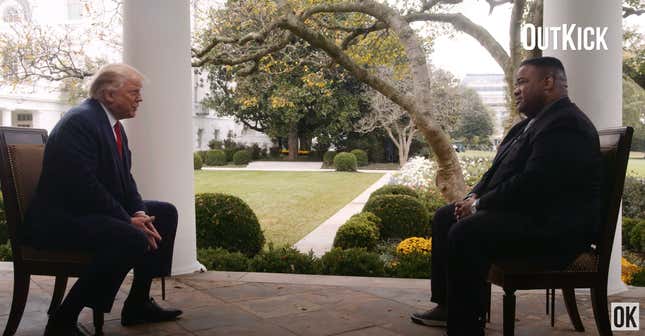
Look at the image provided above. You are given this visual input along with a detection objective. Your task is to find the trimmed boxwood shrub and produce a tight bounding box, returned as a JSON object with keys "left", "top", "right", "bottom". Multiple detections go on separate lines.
{"left": 195, "top": 193, "right": 265, "bottom": 256}
{"left": 623, "top": 217, "right": 645, "bottom": 253}
{"left": 0, "top": 243, "right": 11, "bottom": 261}
{"left": 323, "top": 150, "right": 337, "bottom": 166}
{"left": 318, "top": 248, "right": 385, "bottom": 276}
{"left": 196, "top": 150, "right": 209, "bottom": 162}
{"left": 350, "top": 149, "right": 368, "bottom": 167}
{"left": 205, "top": 150, "right": 227, "bottom": 166}
{"left": 194, "top": 153, "right": 203, "bottom": 170}
{"left": 233, "top": 149, "right": 252, "bottom": 165}
{"left": 334, "top": 152, "right": 357, "bottom": 172}
{"left": 333, "top": 213, "right": 380, "bottom": 250}
{"left": 197, "top": 247, "right": 249, "bottom": 271}
{"left": 419, "top": 188, "right": 446, "bottom": 214}
{"left": 248, "top": 244, "right": 317, "bottom": 274}
{"left": 389, "top": 252, "right": 431, "bottom": 279}
{"left": 369, "top": 184, "right": 419, "bottom": 201}
{"left": 363, "top": 194, "right": 430, "bottom": 239}
{"left": 623, "top": 176, "right": 645, "bottom": 219}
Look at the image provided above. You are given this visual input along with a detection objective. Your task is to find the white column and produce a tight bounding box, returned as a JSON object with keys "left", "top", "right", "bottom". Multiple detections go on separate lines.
{"left": 123, "top": 0, "right": 202, "bottom": 275}
{"left": 2, "top": 110, "right": 12, "bottom": 127}
{"left": 544, "top": 0, "right": 625, "bottom": 294}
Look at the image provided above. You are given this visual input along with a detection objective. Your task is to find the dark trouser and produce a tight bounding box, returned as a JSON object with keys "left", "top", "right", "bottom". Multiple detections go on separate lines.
{"left": 40, "top": 201, "right": 178, "bottom": 312}
{"left": 430, "top": 204, "right": 572, "bottom": 335}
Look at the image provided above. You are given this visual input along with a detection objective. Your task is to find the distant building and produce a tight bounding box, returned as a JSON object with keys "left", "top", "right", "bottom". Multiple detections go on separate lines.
{"left": 0, "top": 0, "right": 273, "bottom": 150}
{"left": 461, "top": 73, "right": 508, "bottom": 144}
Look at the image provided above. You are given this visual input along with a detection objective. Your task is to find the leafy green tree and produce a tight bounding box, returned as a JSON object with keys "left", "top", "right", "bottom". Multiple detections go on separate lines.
{"left": 452, "top": 88, "right": 494, "bottom": 148}
{"left": 624, "top": 75, "right": 645, "bottom": 151}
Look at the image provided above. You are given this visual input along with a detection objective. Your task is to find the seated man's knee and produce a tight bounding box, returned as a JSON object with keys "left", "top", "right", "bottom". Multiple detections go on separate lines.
{"left": 121, "top": 228, "right": 149, "bottom": 256}
{"left": 432, "top": 204, "right": 456, "bottom": 232}
{"left": 146, "top": 201, "right": 178, "bottom": 227}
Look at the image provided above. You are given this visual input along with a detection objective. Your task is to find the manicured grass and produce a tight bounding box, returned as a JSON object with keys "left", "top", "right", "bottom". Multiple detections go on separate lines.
{"left": 194, "top": 170, "right": 383, "bottom": 246}
{"left": 628, "top": 157, "right": 645, "bottom": 177}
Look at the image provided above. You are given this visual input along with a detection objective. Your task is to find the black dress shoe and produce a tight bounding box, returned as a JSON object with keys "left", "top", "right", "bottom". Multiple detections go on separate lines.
{"left": 121, "top": 297, "right": 183, "bottom": 326}
{"left": 410, "top": 306, "right": 448, "bottom": 327}
{"left": 44, "top": 318, "right": 87, "bottom": 336}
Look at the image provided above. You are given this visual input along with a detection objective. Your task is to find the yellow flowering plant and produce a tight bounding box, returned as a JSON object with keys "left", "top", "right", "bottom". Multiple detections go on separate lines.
{"left": 396, "top": 237, "right": 432, "bottom": 255}
{"left": 622, "top": 257, "right": 642, "bottom": 284}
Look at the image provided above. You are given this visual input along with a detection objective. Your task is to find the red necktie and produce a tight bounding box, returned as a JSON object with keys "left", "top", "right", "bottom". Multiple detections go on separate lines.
{"left": 114, "top": 121, "right": 123, "bottom": 159}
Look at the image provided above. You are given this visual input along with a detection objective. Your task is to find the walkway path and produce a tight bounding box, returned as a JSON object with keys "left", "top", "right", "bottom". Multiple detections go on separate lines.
{"left": 293, "top": 173, "right": 392, "bottom": 256}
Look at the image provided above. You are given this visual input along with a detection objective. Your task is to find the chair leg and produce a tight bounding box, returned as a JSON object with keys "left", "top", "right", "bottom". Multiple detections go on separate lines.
{"left": 562, "top": 288, "right": 585, "bottom": 332}
{"left": 161, "top": 276, "right": 166, "bottom": 300}
{"left": 486, "top": 282, "right": 491, "bottom": 322}
{"left": 92, "top": 309, "right": 104, "bottom": 336}
{"left": 551, "top": 288, "right": 555, "bottom": 327}
{"left": 47, "top": 276, "right": 68, "bottom": 316}
{"left": 503, "top": 288, "right": 516, "bottom": 336}
{"left": 3, "top": 271, "right": 30, "bottom": 336}
{"left": 591, "top": 285, "right": 612, "bottom": 336}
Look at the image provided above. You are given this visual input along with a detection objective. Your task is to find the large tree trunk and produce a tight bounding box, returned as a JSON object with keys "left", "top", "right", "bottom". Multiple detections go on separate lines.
{"left": 287, "top": 123, "right": 298, "bottom": 160}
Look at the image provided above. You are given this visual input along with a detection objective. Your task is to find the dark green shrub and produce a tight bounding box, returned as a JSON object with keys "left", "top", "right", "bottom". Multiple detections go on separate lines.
{"left": 631, "top": 268, "right": 645, "bottom": 286}
{"left": 193, "top": 153, "right": 203, "bottom": 170}
{"left": 205, "top": 150, "right": 227, "bottom": 166}
{"left": 333, "top": 213, "right": 380, "bottom": 250}
{"left": 197, "top": 150, "right": 209, "bottom": 162}
{"left": 369, "top": 185, "right": 419, "bottom": 201}
{"left": 623, "top": 217, "right": 640, "bottom": 250}
{"left": 389, "top": 252, "right": 431, "bottom": 279}
{"left": 197, "top": 247, "right": 249, "bottom": 271}
{"left": 233, "top": 149, "right": 252, "bottom": 165}
{"left": 250, "top": 143, "right": 263, "bottom": 160}
{"left": 248, "top": 244, "right": 317, "bottom": 274}
{"left": 628, "top": 219, "right": 645, "bottom": 253}
{"left": 323, "top": 151, "right": 337, "bottom": 165}
{"left": 0, "top": 242, "right": 11, "bottom": 261}
{"left": 318, "top": 248, "right": 385, "bottom": 276}
{"left": 195, "top": 193, "right": 265, "bottom": 256}
{"left": 418, "top": 188, "right": 446, "bottom": 214}
{"left": 350, "top": 149, "right": 368, "bottom": 167}
{"left": 334, "top": 152, "right": 357, "bottom": 172}
{"left": 363, "top": 195, "right": 430, "bottom": 239}
{"left": 208, "top": 139, "right": 223, "bottom": 150}
{"left": 269, "top": 146, "right": 281, "bottom": 158}
{"left": 623, "top": 176, "right": 645, "bottom": 219}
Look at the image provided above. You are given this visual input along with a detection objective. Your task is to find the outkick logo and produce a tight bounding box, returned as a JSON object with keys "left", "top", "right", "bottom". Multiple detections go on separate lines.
{"left": 521, "top": 24, "right": 609, "bottom": 51}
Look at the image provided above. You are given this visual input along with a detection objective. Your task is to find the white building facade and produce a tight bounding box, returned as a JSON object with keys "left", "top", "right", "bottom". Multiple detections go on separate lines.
{"left": 0, "top": 0, "right": 272, "bottom": 150}
{"left": 461, "top": 73, "right": 508, "bottom": 144}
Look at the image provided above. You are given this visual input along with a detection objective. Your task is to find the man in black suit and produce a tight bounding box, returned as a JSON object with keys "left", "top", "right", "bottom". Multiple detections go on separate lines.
{"left": 410, "top": 57, "right": 602, "bottom": 335}
{"left": 25, "top": 63, "right": 183, "bottom": 335}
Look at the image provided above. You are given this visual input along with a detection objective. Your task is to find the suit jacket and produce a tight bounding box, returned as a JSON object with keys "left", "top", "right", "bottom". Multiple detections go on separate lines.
{"left": 471, "top": 97, "right": 602, "bottom": 245}
{"left": 24, "top": 98, "right": 145, "bottom": 244}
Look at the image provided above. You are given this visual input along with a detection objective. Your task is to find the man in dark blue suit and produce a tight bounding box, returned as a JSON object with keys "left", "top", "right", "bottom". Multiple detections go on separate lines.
{"left": 410, "top": 57, "right": 602, "bottom": 335}
{"left": 25, "top": 63, "right": 182, "bottom": 335}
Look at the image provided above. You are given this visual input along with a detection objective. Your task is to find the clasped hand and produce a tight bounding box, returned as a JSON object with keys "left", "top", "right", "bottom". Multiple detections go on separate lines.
{"left": 130, "top": 213, "right": 162, "bottom": 250}
{"left": 454, "top": 195, "right": 477, "bottom": 220}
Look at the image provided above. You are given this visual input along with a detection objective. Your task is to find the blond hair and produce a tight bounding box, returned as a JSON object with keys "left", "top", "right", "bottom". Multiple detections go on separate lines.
{"left": 89, "top": 63, "right": 144, "bottom": 100}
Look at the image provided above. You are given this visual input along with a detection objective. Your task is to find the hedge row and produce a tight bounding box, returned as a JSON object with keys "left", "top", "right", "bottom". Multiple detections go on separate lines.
{"left": 197, "top": 245, "right": 429, "bottom": 278}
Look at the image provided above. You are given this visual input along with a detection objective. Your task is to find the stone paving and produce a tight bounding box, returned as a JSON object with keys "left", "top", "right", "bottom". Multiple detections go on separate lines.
{"left": 1, "top": 270, "right": 644, "bottom": 336}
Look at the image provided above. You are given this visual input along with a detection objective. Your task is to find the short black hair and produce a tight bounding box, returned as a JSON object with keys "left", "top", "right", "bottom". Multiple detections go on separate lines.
{"left": 520, "top": 56, "right": 567, "bottom": 80}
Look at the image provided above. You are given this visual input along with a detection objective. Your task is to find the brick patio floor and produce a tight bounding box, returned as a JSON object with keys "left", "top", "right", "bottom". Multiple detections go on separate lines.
{"left": 1, "top": 270, "right": 643, "bottom": 335}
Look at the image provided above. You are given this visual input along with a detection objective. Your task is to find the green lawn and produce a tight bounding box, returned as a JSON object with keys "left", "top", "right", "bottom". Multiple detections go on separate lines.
{"left": 628, "top": 157, "right": 645, "bottom": 177}
{"left": 194, "top": 170, "right": 383, "bottom": 246}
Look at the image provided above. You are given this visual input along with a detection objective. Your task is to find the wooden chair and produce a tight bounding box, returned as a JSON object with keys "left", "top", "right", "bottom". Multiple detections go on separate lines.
{"left": 0, "top": 127, "right": 104, "bottom": 336}
{"left": 486, "top": 126, "right": 633, "bottom": 336}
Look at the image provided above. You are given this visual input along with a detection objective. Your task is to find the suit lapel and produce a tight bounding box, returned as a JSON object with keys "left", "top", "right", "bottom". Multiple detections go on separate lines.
{"left": 90, "top": 100, "right": 129, "bottom": 190}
